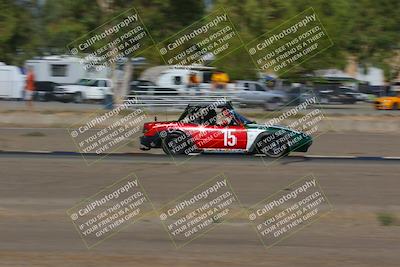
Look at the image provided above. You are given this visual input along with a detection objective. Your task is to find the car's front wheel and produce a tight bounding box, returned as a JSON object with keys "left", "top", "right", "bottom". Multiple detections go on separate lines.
{"left": 264, "top": 98, "right": 283, "bottom": 111}
{"left": 74, "top": 92, "right": 83, "bottom": 103}
{"left": 162, "top": 132, "right": 195, "bottom": 155}
{"left": 256, "top": 134, "right": 289, "bottom": 158}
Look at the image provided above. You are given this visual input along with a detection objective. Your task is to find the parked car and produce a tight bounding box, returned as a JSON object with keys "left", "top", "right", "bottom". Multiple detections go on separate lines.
{"left": 374, "top": 91, "right": 400, "bottom": 110}
{"left": 235, "top": 80, "right": 287, "bottom": 110}
{"left": 140, "top": 102, "right": 312, "bottom": 158}
{"left": 317, "top": 88, "right": 357, "bottom": 104}
{"left": 339, "top": 86, "right": 370, "bottom": 102}
{"left": 285, "top": 85, "right": 315, "bottom": 105}
{"left": 54, "top": 78, "right": 112, "bottom": 103}
{"left": 33, "top": 81, "right": 59, "bottom": 101}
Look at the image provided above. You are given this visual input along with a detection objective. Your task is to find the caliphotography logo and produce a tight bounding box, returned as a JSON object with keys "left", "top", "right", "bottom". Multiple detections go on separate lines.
{"left": 67, "top": 7, "right": 155, "bottom": 71}
{"left": 246, "top": 7, "right": 333, "bottom": 76}
{"left": 254, "top": 90, "right": 334, "bottom": 167}
{"left": 67, "top": 173, "right": 155, "bottom": 248}
{"left": 248, "top": 174, "right": 333, "bottom": 249}
{"left": 156, "top": 7, "right": 244, "bottom": 67}
{"left": 157, "top": 173, "right": 244, "bottom": 249}
{"left": 68, "top": 98, "right": 148, "bottom": 165}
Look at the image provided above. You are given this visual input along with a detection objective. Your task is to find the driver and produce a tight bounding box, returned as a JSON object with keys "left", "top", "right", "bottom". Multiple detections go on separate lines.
{"left": 202, "top": 108, "right": 217, "bottom": 126}
{"left": 218, "top": 107, "right": 235, "bottom": 126}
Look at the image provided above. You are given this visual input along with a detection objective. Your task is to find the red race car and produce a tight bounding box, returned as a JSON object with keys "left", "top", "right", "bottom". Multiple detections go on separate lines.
{"left": 140, "top": 102, "right": 312, "bottom": 157}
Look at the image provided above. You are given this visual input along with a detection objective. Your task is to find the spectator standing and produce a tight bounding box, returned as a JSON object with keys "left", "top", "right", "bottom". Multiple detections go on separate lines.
{"left": 211, "top": 70, "right": 229, "bottom": 90}
{"left": 188, "top": 72, "right": 200, "bottom": 95}
{"left": 25, "top": 67, "right": 35, "bottom": 110}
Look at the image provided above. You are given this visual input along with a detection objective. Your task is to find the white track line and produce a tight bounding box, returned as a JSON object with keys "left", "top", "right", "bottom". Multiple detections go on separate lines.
{"left": 0, "top": 150, "right": 399, "bottom": 160}
{"left": 382, "top": 157, "right": 400, "bottom": 160}
{"left": 305, "top": 155, "right": 357, "bottom": 159}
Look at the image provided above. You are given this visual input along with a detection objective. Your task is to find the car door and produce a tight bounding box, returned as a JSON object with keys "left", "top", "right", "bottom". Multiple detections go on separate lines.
{"left": 247, "top": 83, "right": 260, "bottom": 104}
{"left": 192, "top": 125, "right": 247, "bottom": 150}
{"left": 84, "top": 80, "right": 98, "bottom": 99}
{"left": 253, "top": 83, "right": 267, "bottom": 104}
{"left": 94, "top": 80, "right": 107, "bottom": 99}
{"left": 210, "top": 125, "right": 247, "bottom": 149}
{"left": 192, "top": 110, "right": 247, "bottom": 150}
{"left": 238, "top": 82, "right": 252, "bottom": 104}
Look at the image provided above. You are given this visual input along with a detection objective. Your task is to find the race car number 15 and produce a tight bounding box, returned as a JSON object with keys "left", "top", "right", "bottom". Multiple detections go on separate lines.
{"left": 224, "top": 130, "right": 237, "bottom": 146}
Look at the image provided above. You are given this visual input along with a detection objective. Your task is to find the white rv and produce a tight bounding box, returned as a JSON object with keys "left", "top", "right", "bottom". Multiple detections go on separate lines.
{"left": 0, "top": 63, "right": 25, "bottom": 99}
{"left": 25, "top": 55, "right": 110, "bottom": 85}
{"left": 139, "top": 65, "right": 231, "bottom": 92}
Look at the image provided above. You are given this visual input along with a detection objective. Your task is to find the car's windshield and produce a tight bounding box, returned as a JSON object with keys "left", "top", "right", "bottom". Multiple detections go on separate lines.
{"left": 178, "top": 106, "right": 254, "bottom": 126}
{"left": 178, "top": 107, "right": 202, "bottom": 123}
{"left": 232, "top": 110, "right": 253, "bottom": 124}
{"left": 77, "top": 79, "right": 97, "bottom": 86}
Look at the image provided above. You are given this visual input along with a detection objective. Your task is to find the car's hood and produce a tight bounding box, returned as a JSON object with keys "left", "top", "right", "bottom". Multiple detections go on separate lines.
{"left": 376, "top": 97, "right": 398, "bottom": 101}
{"left": 268, "top": 90, "right": 286, "bottom": 97}
{"left": 246, "top": 123, "right": 300, "bottom": 133}
{"left": 57, "top": 85, "right": 85, "bottom": 92}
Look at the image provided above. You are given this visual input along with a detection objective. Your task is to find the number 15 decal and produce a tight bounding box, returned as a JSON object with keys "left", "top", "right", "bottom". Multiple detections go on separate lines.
{"left": 224, "top": 130, "right": 237, "bottom": 146}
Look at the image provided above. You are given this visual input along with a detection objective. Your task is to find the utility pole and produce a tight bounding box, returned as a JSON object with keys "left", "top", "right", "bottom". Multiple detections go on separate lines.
{"left": 96, "top": 0, "right": 133, "bottom": 106}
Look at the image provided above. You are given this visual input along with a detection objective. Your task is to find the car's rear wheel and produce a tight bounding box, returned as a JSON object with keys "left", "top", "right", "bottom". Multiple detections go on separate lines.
{"left": 162, "top": 132, "right": 195, "bottom": 155}
{"left": 392, "top": 103, "right": 399, "bottom": 110}
{"left": 256, "top": 134, "right": 289, "bottom": 158}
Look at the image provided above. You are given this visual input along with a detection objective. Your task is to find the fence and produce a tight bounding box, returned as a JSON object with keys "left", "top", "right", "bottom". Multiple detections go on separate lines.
{"left": 123, "top": 89, "right": 238, "bottom": 108}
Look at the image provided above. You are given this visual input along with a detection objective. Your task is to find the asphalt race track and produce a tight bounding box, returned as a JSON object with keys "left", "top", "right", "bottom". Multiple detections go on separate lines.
{"left": 1, "top": 146, "right": 399, "bottom": 266}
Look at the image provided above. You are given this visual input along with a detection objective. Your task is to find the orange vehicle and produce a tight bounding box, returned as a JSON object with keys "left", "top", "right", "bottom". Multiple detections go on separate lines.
{"left": 374, "top": 91, "right": 400, "bottom": 110}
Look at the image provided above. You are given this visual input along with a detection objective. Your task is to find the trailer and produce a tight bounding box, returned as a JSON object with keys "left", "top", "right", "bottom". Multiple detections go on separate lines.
{"left": 0, "top": 63, "right": 25, "bottom": 100}
{"left": 25, "top": 55, "right": 109, "bottom": 85}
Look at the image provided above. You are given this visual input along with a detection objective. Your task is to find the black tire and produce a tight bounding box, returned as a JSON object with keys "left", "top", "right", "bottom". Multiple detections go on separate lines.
{"left": 73, "top": 92, "right": 83, "bottom": 103}
{"left": 392, "top": 103, "right": 399, "bottom": 110}
{"left": 345, "top": 98, "right": 357, "bottom": 104}
{"left": 39, "top": 94, "right": 49, "bottom": 102}
{"left": 256, "top": 134, "right": 290, "bottom": 158}
{"left": 161, "top": 132, "right": 195, "bottom": 155}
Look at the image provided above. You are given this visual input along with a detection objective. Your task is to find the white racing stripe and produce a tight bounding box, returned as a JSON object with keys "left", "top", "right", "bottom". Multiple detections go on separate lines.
{"left": 246, "top": 128, "right": 265, "bottom": 151}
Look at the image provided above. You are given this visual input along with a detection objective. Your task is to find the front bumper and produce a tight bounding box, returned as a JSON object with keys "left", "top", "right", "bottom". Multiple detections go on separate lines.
{"left": 140, "top": 135, "right": 161, "bottom": 150}
{"left": 374, "top": 101, "right": 392, "bottom": 110}
{"left": 291, "top": 135, "right": 313, "bottom": 152}
{"left": 33, "top": 91, "right": 54, "bottom": 101}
